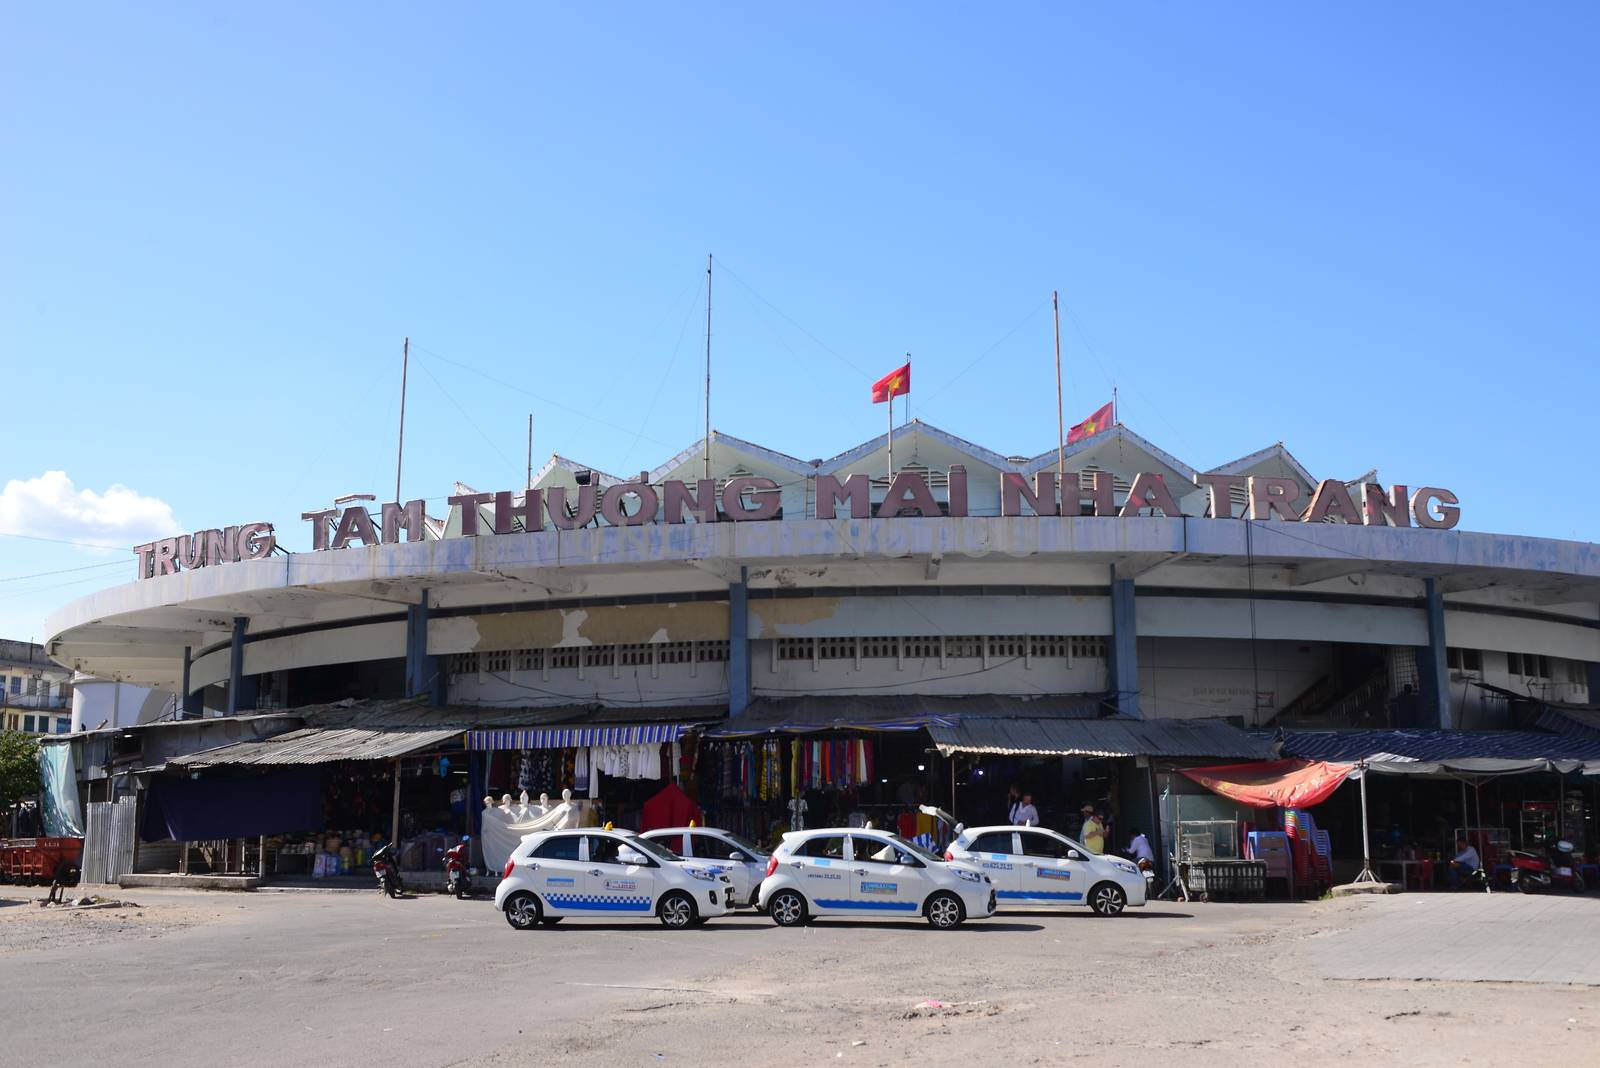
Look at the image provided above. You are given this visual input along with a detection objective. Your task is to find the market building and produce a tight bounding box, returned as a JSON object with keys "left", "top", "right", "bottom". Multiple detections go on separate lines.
{"left": 33, "top": 421, "right": 1600, "bottom": 891}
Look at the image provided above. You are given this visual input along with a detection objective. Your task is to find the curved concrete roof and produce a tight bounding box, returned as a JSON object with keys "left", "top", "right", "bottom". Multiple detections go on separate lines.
{"left": 46, "top": 515, "right": 1600, "bottom": 689}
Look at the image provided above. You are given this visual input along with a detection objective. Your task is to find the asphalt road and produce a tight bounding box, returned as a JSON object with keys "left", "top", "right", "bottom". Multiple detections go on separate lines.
{"left": 2, "top": 886, "right": 1597, "bottom": 1066}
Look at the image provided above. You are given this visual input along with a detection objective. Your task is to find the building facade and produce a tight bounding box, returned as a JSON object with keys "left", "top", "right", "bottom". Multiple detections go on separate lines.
{"left": 42, "top": 422, "right": 1599, "bottom": 730}
{"left": 1, "top": 638, "right": 72, "bottom": 735}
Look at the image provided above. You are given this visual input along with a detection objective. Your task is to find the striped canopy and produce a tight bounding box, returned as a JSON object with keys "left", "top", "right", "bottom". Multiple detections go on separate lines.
{"left": 467, "top": 723, "right": 691, "bottom": 750}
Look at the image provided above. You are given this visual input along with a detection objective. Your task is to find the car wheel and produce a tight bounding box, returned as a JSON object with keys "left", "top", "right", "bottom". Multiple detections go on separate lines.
{"left": 1089, "top": 882, "right": 1127, "bottom": 916}
{"left": 925, "top": 891, "right": 965, "bottom": 929}
{"left": 769, "top": 889, "right": 807, "bottom": 927}
{"left": 657, "top": 890, "right": 697, "bottom": 929}
{"left": 504, "top": 891, "right": 541, "bottom": 931}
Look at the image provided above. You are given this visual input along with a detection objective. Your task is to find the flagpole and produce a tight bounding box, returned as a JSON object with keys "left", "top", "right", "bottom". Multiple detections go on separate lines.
{"left": 1053, "top": 291, "right": 1064, "bottom": 480}
{"left": 1113, "top": 385, "right": 1119, "bottom": 426}
{"left": 704, "top": 254, "right": 713, "bottom": 481}
{"left": 887, "top": 390, "right": 894, "bottom": 485}
{"left": 395, "top": 336, "right": 408, "bottom": 504}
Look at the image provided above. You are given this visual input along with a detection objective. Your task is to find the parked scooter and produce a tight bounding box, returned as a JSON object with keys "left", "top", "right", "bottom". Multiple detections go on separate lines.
{"left": 371, "top": 842, "right": 404, "bottom": 898}
{"left": 444, "top": 836, "right": 473, "bottom": 899}
{"left": 1510, "top": 840, "right": 1585, "bottom": 894}
{"left": 1136, "top": 856, "right": 1156, "bottom": 898}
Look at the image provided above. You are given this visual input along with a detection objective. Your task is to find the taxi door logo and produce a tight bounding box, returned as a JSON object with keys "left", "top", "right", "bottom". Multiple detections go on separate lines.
{"left": 545, "top": 876, "right": 576, "bottom": 887}
{"left": 603, "top": 879, "right": 638, "bottom": 892}
{"left": 1037, "top": 868, "right": 1071, "bottom": 882}
{"left": 860, "top": 881, "right": 897, "bottom": 896}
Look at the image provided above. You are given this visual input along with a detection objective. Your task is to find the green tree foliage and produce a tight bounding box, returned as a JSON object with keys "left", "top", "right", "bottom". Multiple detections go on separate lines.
{"left": 0, "top": 730, "right": 42, "bottom": 813}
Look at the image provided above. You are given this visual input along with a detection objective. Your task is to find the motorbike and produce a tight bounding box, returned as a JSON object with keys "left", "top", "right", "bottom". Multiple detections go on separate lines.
{"left": 371, "top": 842, "right": 404, "bottom": 898}
{"left": 444, "top": 838, "right": 473, "bottom": 899}
{"left": 1510, "top": 840, "right": 1585, "bottom": 894}
{"left": 1136, "top": 856, "right": 1156, "bottom": 898}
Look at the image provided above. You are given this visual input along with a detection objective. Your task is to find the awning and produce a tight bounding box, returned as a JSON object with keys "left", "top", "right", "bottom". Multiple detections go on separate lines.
{"left": 468, "top": 723, "right": 692, "bottom": 750}
{"left": 1179, "top": 759, "right": 1354, "bottom": 808}
{"left": 928, "top": 717, "right": 1274, "bottom": 760}
{"left": 705, "top": 694, "right": 1100, "bottom": 739}
{"left": 169, "top": 726, "right": 463, "bottom": 768}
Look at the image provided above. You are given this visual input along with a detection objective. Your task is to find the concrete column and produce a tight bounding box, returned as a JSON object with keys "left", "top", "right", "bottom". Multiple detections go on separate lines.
{"left": 1419, "top": 578, "right": 1452, "bottom": 729}
{"left": 1588, "top": 660, "right": 1600, "bottom": 706}
{"left": 180, "top": 645, "right": 203, "bottom": 722}
{"left": 1108, "top": 571, "right": 1139, "bottom": 718}
{"left": 729, "top": 567, "right": 750, "bottom": 716}
{"left": 226, "top": 617, "right": 256, "bottom": 715}
{"left": 406, "top": 590, "right": 444, "bottom": 706}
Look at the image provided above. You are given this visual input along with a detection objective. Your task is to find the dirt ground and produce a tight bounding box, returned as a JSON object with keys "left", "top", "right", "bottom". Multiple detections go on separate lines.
{"left": 1, "top": 885, "right": 1595, "bottom": 1066}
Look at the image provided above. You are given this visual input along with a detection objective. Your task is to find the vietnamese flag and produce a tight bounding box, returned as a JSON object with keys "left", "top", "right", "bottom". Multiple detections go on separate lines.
{"left": 1066, "top": 400, "right": 1114, "bottom": 444}
{"left": 870, "top": 361, "right": 910, "bottom": 403}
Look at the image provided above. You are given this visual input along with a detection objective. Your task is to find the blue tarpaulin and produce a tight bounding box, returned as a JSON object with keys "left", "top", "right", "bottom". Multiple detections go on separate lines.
{"left": 141, "top": 769, "right": 324, "bottom": 842}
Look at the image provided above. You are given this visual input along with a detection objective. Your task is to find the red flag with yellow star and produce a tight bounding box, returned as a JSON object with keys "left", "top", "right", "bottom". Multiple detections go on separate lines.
{"left": 870, "top": 361, "right": 910, "bottom": 403}
{"left": 1066, "top": 400, "right": 1113, "bottom": 444}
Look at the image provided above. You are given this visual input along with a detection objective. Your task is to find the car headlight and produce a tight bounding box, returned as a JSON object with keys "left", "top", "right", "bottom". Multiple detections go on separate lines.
{"left": 686, "top": 867, "right": 718, "bottom": 882}
{"left": 953, "top": 869, "right": 982, "bottom": 883}
{"left": 1111, "top": 860, "right": 1139, "bottom": 875}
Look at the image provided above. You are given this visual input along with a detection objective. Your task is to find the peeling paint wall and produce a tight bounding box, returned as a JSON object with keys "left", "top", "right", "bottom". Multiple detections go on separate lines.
{"left": 449, "top": 660, "right": 728, "bottom": 708}
{"left": 428, "top": 602, "right": 729, "bottom": 655}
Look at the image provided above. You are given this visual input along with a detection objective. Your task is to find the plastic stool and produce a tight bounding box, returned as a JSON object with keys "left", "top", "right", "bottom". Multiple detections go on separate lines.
{"left": 1416, "top": 858, "right": 1433, "bottom": 889}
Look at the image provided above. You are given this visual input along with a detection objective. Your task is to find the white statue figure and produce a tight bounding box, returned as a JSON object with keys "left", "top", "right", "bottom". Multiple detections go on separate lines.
{"left": 478, "top": 785, "right": 584, "bottom": 872}
{"left": 482, "top": 795, "right": 495, "bottom": 810}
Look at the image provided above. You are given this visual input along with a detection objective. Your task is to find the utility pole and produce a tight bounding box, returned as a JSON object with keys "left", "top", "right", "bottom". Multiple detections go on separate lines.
{"left": 526, "top": 414, "right": 533, "bottom": 488}
{"left": 395, "top": 337, "right": 409, "bottom": 503}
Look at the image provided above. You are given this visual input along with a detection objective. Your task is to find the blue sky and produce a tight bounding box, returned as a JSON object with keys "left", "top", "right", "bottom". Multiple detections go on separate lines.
{"left": 2, "top": 3, "right": 1597, "bottom": 642}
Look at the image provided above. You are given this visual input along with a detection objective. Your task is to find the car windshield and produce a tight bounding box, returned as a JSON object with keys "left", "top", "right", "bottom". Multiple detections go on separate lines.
{"left": 722, "top": 832, "right": 765, "bottom": 855}
{"left": 625, "top": 836, "right": 682, "bottom": 861}
{"left": 881, "top": 833, "right": 944, "bottom": 864}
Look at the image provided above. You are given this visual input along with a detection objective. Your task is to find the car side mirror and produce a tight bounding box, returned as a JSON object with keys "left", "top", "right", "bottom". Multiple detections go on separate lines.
{"left": 1067, "top": 850, "right": 1084, "bottom": 861}
{"left": 618, "top": 847, "right": 646, "bottom": 865}
{"left": 728, "top": 852, "right": 743, "bottom": 861}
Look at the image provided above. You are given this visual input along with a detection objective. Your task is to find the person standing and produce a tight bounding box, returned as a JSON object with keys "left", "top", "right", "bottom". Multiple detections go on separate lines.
{"left": 1079, "top": 804, "right": 1106, "bottom": 854}
{"left": 1011, "top": 792, "right": 1039, "bottom": 827}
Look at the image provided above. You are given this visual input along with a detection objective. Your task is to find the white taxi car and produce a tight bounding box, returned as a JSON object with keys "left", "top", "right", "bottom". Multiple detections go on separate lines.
{"left": 945, "top": 825, "right": 1146, "bottom": 916}
{"left": 496, "top": 828, "right": 733, "bottom": 930}
{"left": 757, "top": 828, "right": 996, "bottom": 929}
{"left": 640, "top": 827, "right": 770, "bottom": 909}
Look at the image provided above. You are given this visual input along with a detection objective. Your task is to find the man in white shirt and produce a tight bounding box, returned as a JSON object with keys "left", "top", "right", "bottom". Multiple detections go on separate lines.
{"left": 1010, "top": 793, "right": 1039, "bottom": 827}
{"left": 1447, "top": 836, "right": 1481, "bottom": 889}
{"left": 1126, "top": 830, "right": 1155, "bottom": 866}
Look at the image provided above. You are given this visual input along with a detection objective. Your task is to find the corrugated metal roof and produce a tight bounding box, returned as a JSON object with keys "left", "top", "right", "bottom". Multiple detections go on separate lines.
{"left": 165, "top": 699, "right": 725, "bottom": 767}
{"left": 169, "top": 725, "right": 465, "bottom": 768}
{"left": 1276, "top": 729, "right": 1600, "bottom": 763}
{"left": 1538, "top": 706, "right": 1600, "bottom": 740}
{"left": 929, "top": 717, "right": 1274, "bottom": 760}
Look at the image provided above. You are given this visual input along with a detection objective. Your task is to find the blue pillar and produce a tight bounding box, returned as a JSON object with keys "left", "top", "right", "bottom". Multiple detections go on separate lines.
{"left": 729, "top": 567, "right": 750, "bottom": 716}
{"left": 226, "top": 616, "right": 256, "bottom": 715}
{"left": 1108, "top": 572, "right": 1139, "bottom": 718}
{"left": 406, "top": 590, "right": 443, "bottom": 705}
{"left": 1419, "top": 578, "right": 1452, "bottom": 729}
{"left": 181, "top": 646, "right": 203, "bottom": 718}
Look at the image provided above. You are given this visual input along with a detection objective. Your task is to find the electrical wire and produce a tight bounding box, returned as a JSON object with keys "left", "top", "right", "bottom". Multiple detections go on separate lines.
{"left": 0, "top": 559, "right": 126, "bottom": 583}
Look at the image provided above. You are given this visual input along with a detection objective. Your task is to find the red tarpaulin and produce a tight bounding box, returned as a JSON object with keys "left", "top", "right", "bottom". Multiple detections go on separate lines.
{"left": 639, "top": 782, "right": 702, "bottom": 832}
{"left": 1179, "top": 759, "right": 1353, "bottom": 809}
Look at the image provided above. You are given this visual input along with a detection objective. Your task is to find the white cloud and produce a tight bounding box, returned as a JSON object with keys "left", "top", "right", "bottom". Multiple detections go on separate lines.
{"left": 0, "top": 471, "right": 184, "bottom": 549}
